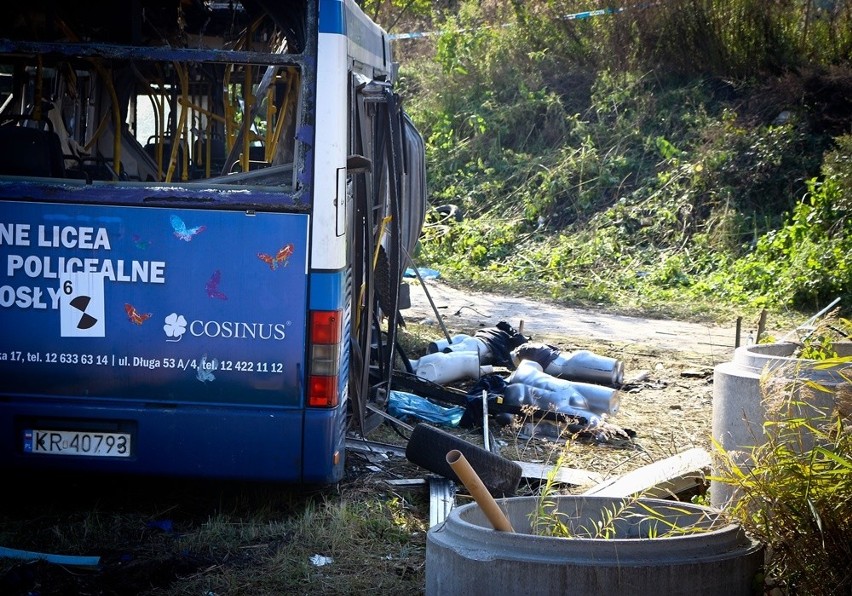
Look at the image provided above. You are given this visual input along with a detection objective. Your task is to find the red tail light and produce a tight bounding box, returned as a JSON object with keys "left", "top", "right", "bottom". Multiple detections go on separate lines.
{"left": 308, "top": 310, "right": 342, "bottom": 407}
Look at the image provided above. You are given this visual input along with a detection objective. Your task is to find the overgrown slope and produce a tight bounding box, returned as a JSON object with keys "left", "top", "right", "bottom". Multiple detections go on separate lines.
{"left": 389, "top": 0, "right": 852, "bottom": 325}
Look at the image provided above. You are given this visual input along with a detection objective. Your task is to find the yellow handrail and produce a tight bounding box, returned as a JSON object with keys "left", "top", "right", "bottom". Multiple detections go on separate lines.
{"left": 91, "top": 61, "right": 122, "bottom": 178}
{"left": 241, "top": 63, "right": 254, "bottom": 173}
{"left": 268, "top": 68, "right": 299, "bottom": 163}
{"left": 166, "top": 62, "right": 189, "bottom": 182}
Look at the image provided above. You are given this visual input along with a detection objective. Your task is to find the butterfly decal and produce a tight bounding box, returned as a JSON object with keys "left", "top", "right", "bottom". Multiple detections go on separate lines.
{"left": 170, "top": 214, "right": 206, "bottom": 242}
{"left": 257, "top": 243, "right": 295, "bottom": 270}
{"left": 132, "top": 234, "right": 151, "bottom": 249}
{"left": 125, "top": 303, "right": 152, "bottom": 325}
{"left": 196, "top": 354, "right": 218, "bottom": 383}
{"left": 205, "top": 269, "right": 228, "bottom": 300}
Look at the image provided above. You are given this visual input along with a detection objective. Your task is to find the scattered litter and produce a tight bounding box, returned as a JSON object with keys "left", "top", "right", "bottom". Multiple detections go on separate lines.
{"left": 519, "top": 418, "right": 634, "bottom": 443}
{"left": 511, "top": 343, "right": 624, "bottom": 387}
{"left": 680, "top": 369, "right": 711, "bottom": 378}
{"left": 404, "top": 267, "right": 440, "bottom": 279}
{"left": 473, "top": 322, "right": 530, "bottom": 367}
{"left": 409, "top": 351, "right": 494, "bottom": 385}
{"left": 582, "top": 447, "right": 712, "bottom": 499}
{"left": 310, "top": 554, "right": 333, "bottom": 567}
{"left": 345, "top": 437, "right": 407, "bottom": 460}
{"left": 514, "top": 460, "right": 604, "bottom": 487}
{"left": 145, "top": 519, "right": 174, "bottom": 533}
{"left": 388, "top": 390, "right": 464, "bottom": 427}
{"left": 518, "top": 420, "right": 563, "bottom": 442}
{"left": 457, "top": 376, "right": 507, "bottom": 429}
{"left": 623, "top": 378, "right": 669, "bottom": 392}
{"left": 0, "top": 545, "right": 100, "bottom": 568}
{"left": 625, "top": 370, "right": 651, "bottom": 384}
{"left": 452, "top": 304, "right": 488, "bottom": 317}
{"left": 384, "top": 478, "right": 427, "bottom": 487}
{"left": 366, "top": 402, "right": 415, "bottom": 432}
{"left": 429, "top": 476, "right": 456, "bottom": 528}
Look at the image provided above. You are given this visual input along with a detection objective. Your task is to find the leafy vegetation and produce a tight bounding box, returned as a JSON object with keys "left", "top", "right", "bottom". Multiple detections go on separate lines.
{"left": 713, "top": 359, "right": 852, "bottom": 595}
{"left": 395, "top": 0, "right": 852, "bottom": 322}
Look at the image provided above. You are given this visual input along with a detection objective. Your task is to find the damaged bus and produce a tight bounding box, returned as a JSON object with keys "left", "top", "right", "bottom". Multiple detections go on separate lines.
{"left": 0, "top": 0, "right": 426, "bottom": 482}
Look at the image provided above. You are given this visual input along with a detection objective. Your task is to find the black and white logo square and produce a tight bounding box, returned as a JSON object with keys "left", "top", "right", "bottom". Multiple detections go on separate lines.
{"left": 60, "top": 272, "right": 106, "bottom": 337}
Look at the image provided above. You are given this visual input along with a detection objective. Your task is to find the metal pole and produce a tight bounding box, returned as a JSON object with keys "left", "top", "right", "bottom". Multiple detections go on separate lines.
{"left": 403, "top": 246, "right": 453, "bottom": 343}
{"left": 781, "top": 296, "right": 841, "bottom": 342}
{"left": 482, "top": 389, "right": 490, "bottom": 452}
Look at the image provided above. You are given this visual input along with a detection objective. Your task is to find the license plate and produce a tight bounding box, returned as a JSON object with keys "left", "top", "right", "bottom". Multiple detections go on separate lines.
{"left": 24, "top": 429, "right": 132, "bottom": 458}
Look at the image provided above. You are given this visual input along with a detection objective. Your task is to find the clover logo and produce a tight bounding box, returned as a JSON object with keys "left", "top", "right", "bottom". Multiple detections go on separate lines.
{"left": 164, "top": 313, "right": 187, "bottom": 342}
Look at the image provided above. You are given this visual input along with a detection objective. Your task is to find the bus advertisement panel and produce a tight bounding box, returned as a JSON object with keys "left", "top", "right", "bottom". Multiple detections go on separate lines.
{"left": 0, "top": 202, "right": 309, "bottom": 407}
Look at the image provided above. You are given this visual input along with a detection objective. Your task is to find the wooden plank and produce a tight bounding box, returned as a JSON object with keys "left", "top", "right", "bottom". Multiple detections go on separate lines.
{"left": 581, "top": 447, "right": 711, "bottom": 499}
{"left": 515, "top": 461, "right": 604, "bottom": 487}
{"left": 384, "top": 478, "right": 427, "bottom": 487}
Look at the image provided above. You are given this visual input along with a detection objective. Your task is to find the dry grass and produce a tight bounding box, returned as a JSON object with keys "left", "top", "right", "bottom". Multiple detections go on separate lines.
{"left": 0, "top": 468, "right": 429, "bottom": 595}
{"left": 0, "top": 324, "right": 719, "bottom": 595}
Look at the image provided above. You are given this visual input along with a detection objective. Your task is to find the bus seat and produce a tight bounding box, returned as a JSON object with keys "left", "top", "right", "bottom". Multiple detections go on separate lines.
{"left": 198, "top": 137, "right": 227, "bottom": 169}
{"left": 0, "top": 125, "right": 66, "bottom": 178}
{"left": 249, "top": 145, "right": 266, "bottom": 161}
{"left": 144, "top": 137, "right": 185, "bottom": 180}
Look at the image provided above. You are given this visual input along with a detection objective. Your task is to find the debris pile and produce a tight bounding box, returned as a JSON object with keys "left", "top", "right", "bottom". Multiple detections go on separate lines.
{"left": 402, "top": 322, "right": 629, "bottom": 441}
{"left": 348, "top": 318, "right": 715, "bottom": 527}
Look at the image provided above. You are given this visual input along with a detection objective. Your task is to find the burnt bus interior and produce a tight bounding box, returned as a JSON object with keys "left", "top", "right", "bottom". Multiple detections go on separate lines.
{"left": 0, "top": 1, "right": 311, "bottom": 188}
{"left": 0, "top": 2, "right": 429, "bottom": 437}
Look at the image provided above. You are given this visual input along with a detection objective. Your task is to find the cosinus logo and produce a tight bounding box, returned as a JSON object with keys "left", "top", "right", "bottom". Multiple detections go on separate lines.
{"left": 163, "top": 312, "right": 287, "bottom": 342}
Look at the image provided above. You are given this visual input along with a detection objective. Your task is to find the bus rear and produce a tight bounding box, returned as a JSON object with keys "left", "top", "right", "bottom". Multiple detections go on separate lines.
{"left": 2, "top": 201, "right": 316, "bottom": 480}
{"left": 0, "top": 0, "right": 414, "bottom": 483}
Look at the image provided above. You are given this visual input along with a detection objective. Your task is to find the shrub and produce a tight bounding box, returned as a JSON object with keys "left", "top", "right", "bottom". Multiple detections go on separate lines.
{"left": 713, "top": 353, "right": 852, "bottom": 594}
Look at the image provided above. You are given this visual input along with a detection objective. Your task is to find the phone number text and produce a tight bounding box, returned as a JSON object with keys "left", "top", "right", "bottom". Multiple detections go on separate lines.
{"left": 1, "top": 351, "right": 285, "bottom": 373}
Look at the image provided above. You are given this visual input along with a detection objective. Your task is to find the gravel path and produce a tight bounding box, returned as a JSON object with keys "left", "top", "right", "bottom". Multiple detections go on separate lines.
{"left": 403, "top": 277, "right": 742, "bottom": 366}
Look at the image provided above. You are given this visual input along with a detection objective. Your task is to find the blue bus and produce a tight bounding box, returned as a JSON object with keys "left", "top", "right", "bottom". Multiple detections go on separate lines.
{"left": 0, "top": 0, "right": 426, "bottom": 483}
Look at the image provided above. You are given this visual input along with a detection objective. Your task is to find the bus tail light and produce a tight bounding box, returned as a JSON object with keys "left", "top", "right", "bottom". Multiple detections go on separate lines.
{"left": 308, "top": 310, "right": 342, "bottom": 407}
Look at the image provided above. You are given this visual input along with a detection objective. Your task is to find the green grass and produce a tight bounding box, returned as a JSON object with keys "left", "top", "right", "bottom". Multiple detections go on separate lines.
{"left": 401, "top": 0, "right": 852, "bottom": 323}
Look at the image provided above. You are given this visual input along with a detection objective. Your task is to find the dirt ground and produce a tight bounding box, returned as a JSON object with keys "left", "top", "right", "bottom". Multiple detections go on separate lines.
{"left": 0, "top": 281, "right": 759, "bottom": 595}
{"left": 403, "top": 276, "right": 743, "bottom": 359}
{"left": 397, "top": 277, "right": 756, "bottom": 485}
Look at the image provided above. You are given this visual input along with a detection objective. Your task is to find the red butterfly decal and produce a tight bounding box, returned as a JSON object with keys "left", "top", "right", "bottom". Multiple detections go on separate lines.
{"left": 125, "top": 303, "right": 152, "bottom": 325}
{"left": 257, "top": 243, "right": 295, "bottom": 270}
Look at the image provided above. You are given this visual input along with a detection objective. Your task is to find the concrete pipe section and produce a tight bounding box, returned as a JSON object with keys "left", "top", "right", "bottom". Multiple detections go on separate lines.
{"left": 711, "top": 341, "right": 852, "bottom": 508}
{"left": 426, "top": 495, "right": 763, "bottom": 595}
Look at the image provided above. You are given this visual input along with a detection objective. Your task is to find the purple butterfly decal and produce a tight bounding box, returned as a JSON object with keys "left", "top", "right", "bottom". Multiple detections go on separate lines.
{"left": 205, "top": 269, "right": 228, "bottom": 300}
{"left": 132, "top": 234, "right": 151, "bottom": 249}
{"left": 171, "top": 214, "right": 206, "bottom": 241}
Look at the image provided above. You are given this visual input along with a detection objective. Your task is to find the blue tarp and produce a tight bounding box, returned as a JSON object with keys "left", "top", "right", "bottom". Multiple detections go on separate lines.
{"left": 387, "top": 390, "right": 463, "bottom": 427}
{"left": 403, "top": 267, "right": 440, "bottom": 280}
